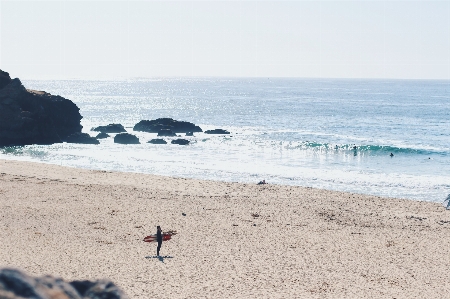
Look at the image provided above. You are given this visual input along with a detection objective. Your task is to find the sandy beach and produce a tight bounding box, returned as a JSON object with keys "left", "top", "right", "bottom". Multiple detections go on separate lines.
{"left": 1, "top": 159, "right": 450, "bottom": 298}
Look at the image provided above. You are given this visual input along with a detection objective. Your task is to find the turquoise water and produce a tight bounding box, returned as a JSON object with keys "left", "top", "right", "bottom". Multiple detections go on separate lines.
{"left": 1, "top": 78, "right": 449, "bottom": 202}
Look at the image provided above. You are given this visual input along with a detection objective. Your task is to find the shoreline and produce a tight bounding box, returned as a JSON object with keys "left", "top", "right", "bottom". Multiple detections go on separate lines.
{"left": 1, "top": 159, "right": 450, "bottom": 298}
{"left": 0, "top": 156, "right": 425, "bottom": 203}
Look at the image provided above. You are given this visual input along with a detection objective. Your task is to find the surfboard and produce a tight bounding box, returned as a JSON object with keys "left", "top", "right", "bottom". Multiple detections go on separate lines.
{"left": 143, "top": 233, "right": 172, "bottom": 242}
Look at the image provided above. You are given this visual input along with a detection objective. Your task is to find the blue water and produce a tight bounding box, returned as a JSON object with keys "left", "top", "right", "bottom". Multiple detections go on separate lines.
{"left": 1, "top": 78, "right": 449, "bottom": 202}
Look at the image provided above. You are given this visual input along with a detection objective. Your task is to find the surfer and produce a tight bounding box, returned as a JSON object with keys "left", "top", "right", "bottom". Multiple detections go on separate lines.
{"left": 156, "top": 225, "right": 163, "bottom": 256}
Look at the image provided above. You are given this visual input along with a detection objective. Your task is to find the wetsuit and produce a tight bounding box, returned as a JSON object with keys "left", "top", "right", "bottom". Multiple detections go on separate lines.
{"left": 156, "top": 230, "right": 162, "bottom": 256}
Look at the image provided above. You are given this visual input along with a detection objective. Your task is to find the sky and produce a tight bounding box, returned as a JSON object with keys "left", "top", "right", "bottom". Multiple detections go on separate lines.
{"left": 0, "top": 0, "right": 449, "bottom": 80}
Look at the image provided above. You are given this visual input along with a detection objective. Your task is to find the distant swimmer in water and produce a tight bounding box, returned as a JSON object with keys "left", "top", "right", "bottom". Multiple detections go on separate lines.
{"left": 390, "top": 153, "right": 394, "bottom": 157}
{"left": 257, "top": 179, "right": 266, "bottom": 185}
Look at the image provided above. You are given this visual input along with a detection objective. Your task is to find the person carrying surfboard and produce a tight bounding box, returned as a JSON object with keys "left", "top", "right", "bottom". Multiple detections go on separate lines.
{"left": 143, "top": 228, "right": 177, "bottom": 256}
{"left": 156, "top": 225, "right": 163, "bottom": 256}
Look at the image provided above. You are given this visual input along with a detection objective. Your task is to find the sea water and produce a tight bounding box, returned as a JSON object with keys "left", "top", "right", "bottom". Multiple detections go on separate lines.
{"left": 1, "top": 78, "right": 449, "bottom": 202}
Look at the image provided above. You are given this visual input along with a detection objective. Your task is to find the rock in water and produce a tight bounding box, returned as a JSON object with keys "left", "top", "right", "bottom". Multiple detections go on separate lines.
{"left": 204, "top": 129, "right": 230, "bottom": 134}
{"left": 0, "top": 268, "right": 128, "bottom": 299}
{"left": 91, "top": 124, "right": 126, "bottom": 133}
{"left": 66, "top": 132, "right": 100, "bottom": 145}
{"left": 96, "top": 132, "right": 110, "bottom": 139}
{"left": 147, "top": 138, "right": 167, "bottom": 144}
{"left": 171, "top": 139, "right": 190, "bottom": 145}
{"left": 114, "top": 133, "right": 140, "bottom": 144}
{"left": 0, "top": 70, "right": 82, "bottom": 146}
{"left": 157, "top": 129, "right": 176, "bottom": 137}
{"left": 134, "top": 118, "right": 202, "bottom": 133}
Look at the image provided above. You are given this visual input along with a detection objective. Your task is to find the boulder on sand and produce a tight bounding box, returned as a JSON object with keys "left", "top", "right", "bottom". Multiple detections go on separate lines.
{"left": 0, "top": 70, "right": 83, "bottom": 146}
{"left": 0, "top": 268, "right": 128, "bottom": 299}
{"left": 133, "top": 118, "right": 202, "bottom": 133}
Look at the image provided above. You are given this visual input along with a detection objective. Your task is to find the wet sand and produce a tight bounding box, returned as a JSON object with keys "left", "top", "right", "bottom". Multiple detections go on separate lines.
{"left": 1, "top": 159, "right": 450, "bottom": 298}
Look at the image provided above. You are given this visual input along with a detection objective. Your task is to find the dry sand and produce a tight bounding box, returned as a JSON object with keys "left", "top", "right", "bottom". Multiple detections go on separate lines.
{"left": 1, "top": 159, "right": 450, "bottom": 298}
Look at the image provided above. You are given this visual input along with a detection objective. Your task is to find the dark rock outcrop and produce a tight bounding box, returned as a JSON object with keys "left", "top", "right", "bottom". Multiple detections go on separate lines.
{"left": 66, "top": 132, "right": 100, "bottom": 145}
{"left": 92, "top": 124, "right": 126, "bottom": 134}
{"left": 0, "top": 70, "right": 12, "bottom": 90}
{"left": 0, "top": 268, "right": 128, "bottom": 299}
{"left": 171, "top": 139, "right": 190, "bottom": 145}
{"left": 134, "top": 118, "right": 202, "bottom": 133}
{"left": 96, "top": 132, "right": 110, "bottom": 139}
{"left": 157, "top": 129, "right": 176, "bottom": 137}
{"left": 114, "top": 133, "right": 140, "bottom": 144}
{"left": 204, "top": 129, "right": 230, "bottom": 134}
{"left": 148, "top": 138, "right": 167, "bottom": 144}
{"left": 70, "top": 279, "right": 126, "bottom": 299}
{"left": 0, "top": 70, "right": 82, "bottom": 147}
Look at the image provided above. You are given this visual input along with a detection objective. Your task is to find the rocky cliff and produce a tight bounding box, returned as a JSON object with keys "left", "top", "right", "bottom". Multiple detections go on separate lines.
{"left": 0, "top": 70, "right": 82, "bottom": 146}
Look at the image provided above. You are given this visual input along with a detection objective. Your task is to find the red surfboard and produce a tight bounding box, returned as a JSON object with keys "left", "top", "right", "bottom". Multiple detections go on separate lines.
{"left": 143, "top": 233, "right": 172, "bottom": 242}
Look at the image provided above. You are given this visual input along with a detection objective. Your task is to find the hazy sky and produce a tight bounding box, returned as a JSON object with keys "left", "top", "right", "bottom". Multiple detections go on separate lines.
{"left": 1, "top": 0, "right": 449, "bottom": 80}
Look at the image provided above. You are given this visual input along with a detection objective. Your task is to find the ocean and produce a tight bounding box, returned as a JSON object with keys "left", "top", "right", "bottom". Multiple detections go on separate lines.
{"left": 1, "top": 78, "right": 449, "bottom": 202}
